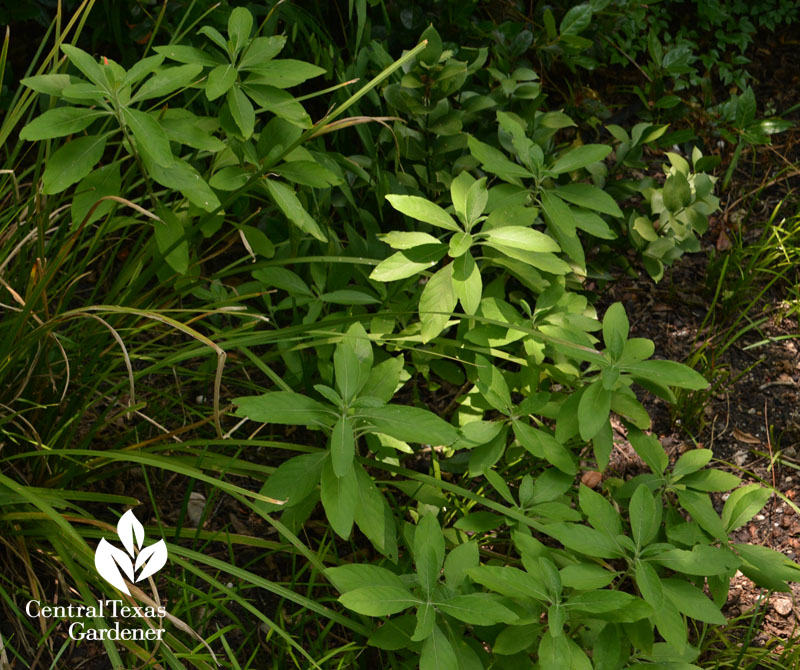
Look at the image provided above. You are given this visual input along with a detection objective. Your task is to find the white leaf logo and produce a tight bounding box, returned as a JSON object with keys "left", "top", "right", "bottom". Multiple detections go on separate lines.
{"left": 95, "top": 510, "right": 168, "bottom": 595}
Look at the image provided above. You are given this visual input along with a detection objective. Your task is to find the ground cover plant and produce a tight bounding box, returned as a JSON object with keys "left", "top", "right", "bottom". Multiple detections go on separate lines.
{"left": 1, "top": 1, "right": 799, "bottom": 668}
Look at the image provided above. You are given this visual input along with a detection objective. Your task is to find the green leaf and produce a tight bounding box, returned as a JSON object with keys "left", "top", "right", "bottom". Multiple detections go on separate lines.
{"left": 628, "top": 429, "right": 668, "bottom": 474}
{"left": 240, "top": 225, "right": 274, "bottom": 258}
{"left": 567, "top": 590, "right": 638, "bottom": 614}
{"left": 20, "top": 73, "right": 74, "bottom": 96}
{"left": 635, "top": 559, "right": 663, "bottom": 603}
{"left": 361, "top": 357, "right": 404, "bottom": 404}
{"left": 154, "top": 45, "right": 224, "bottom": 67}
{"left": 206, "top": 64, "right": 238, "bottom": 100}
{"left": 663, "top": 171, "right": 692, "bottom": 213}
{"left": 153, "top": 208, "right": 189, "bottom": 275}
{"left": 545, "top": 523, "right": 622, "bottom": 558}
{"left": 516, "top": 424, "right": 576, "bottom": 475}
{"left": 448, "top": 231, "right": 473, "bottom": 257}
{"left": 735, "top": 87, "right": 756, "bottom": 127}
{"left": 553, "top": 183, "right": 623, "bottom": 217}
{"left": 577, "top": 379, "right": 611, "bottom": 440}
{"left": 723, "top": 484, "right": 773, "bottom": 532}
{"left": 676, "top": 489, "right": 726, "bottom": 540}
{"left": 450, "top": 171, "right": 474, "bottom": 225}
{"left": 415, "top": 513, "right": 444, "bottom": 596}
{"left": 209, "top": 166, "right": 253, "bottom": 191}
{"left": 356, "top": 405, "right": 458, "bottom": 445}
{"left": 326, "top": 563, "right": 406, "bottom": 593}
{"left": 464, "top": 177, "right": 488, "bottom": 228}
{"left": 385, "top": 194, "right": 460, "bottom": 232}
{"left": 551, "top": 144, "right": 611, "bottom": 174}
{"left": 228, "top": 7, "right": 253, "bottom": 52}
{"left": 199, "top": 25, "right": 228, "bottom": 52}
{"left": 475, "top": 356, "right": 512, "bottom": 412}
{"left": 560, "top": 3, "right": 593, "bottom": 35}
{"left": 579, "top": 485, "right": 622, "bottom": 537}
{"left": 233, "top": 391, "right": 335, "bottom": 426}
{"left": 245, "top": 59, "right": 326, "bottom": 88}
{"left": 330, "top": 416, "right": 355, "bottom": 478}
{"left": 334, "top": 322, "right": 373, "bottom": 402}
{"left": 160, "top": 112, "right": 226, "bottom": 152}
{"left": 630, "top": 484, "right": 659, "bottom": 547}
{"left": 452, "top": 251, "right": 482, "bottom": 315}
{"left": 273, "top": 161, "right": 339, "bottom": 188}
{"left": 468, "top": 565, "right": 549, "bottom": 601}
{"left": 538, "top": 632, "right": 570, "bottom": 670}
{"left": 147, "top": 158, "right": 221, "bottom": 211}
{"left": 482, "top": 226, "right": 560, "bottom": 252}
{"left": 253, "top": 267, "right": 312, "bottom": 296}
{"left": 381, "top": 231, "right": 441, "bottom": 250}
{"left": 412, "top": 603, "right": 435, "bottom": 642}
{"left": 443, "top": 541, "right": 478, "bottom": 589}
{"left": 636, "top": 561, "right": 687, "bottom": 651}
{"left": 320, "top": 457, "right": 357, "bottom": 538}
{"left": 420, "top": 625, "right": 457, "bottom": 670}
{"left": 368, "top": 615, "right": 414, "bottom": 651}
{"left": 654, "top": 546, "right": 740, "bottom": 576}
{"left": 122, "top": 54, "right": 165, "bottom": 88}
{"left": 662, "top": 578, "right": 726, "bottom": 625}
{"left": 539, "top": 190, "right": 576, "bottom": 236}
{"left": 468, "top": 135, "right": 534, "bottom": 180}
{"left": 602, "top": 302, "right": 629, "bottom": 360}
{"left": 419, "top": 262, "right": 457, "bottom": 342}
{"left": 20, "top": 107, "right": 107, "bottom": 140}
{"left": 369, "top": 246, "right": 446, "bottom": 281}
{"left": 239, "top": 36, "right": 287, "bottom": 70}
{"left": 61, "top": 44, "right": 106, "bottom": 88}
{"left": 42, "top": 134, "right": 107, "bottom": 194}
{"left": 264, "top": 179, "right": 327, "bottom": 241}
{"left": 122, "top": 107, "right": 173, "bottom": 167}
{"left": 254, "top": 452, "right": 326, "bottom": 513}
{"left": 353, "top": 464, "right": 397, "bottom": 560}
{"left": 735, "top": 543, "right": 800, "bottom": 590}
{"left": 227, "top": 85, "right": 256, "bottom": 138}
{"left": 437, "top": 594, "right": 518, "bottom": 625}
{"left": 672, "top": 449, "right": 713, "bottom": 479}
{"left": 134, "top": 63, "right": 203, "bottom": 101}
{"left": 242, "top": 84, "right": 312, "bottom": 128}
{"left": 339, "top": 586, "right": 417, "bottom": 616}
{"left": 71, "top": 162, "right": 121, "bottom": 230}
{"left": 593, "top": 421, "right": 614, "bottom": 470}
{"left": 560, "top": 563, "right": 618, "bottom": 590}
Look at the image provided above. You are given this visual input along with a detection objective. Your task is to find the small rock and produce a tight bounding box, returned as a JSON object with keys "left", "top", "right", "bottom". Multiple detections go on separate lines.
{"left": 187, "top": 491, "right": 207, "bottom": 526}
{"left": 733, "top": 451, "right": 748, "bottom": 466}
{"left": 755, "top": 514, "right": 766, "bottom": 521}
{"left": 771, "top": 597, "right": 792, "bottom": 616}
{"left": 581, "top": 471, "right": 603, "bottom": 488}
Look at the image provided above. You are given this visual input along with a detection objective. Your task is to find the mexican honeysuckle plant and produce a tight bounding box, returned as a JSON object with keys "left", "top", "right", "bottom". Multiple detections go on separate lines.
{"left": 233, "top": 322, "right": 458, "bottom": 561}
{"left": 18, "top": 7, "right": 335, "bottom": 276}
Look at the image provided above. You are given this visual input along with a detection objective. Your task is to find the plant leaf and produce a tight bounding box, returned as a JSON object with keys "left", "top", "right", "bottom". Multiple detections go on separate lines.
{"left": 233, "top": 391, "right": 335, "bottom": 426}
{"left": 385, "top": 194, "right": 461, "bottom": 231}
{"left": 330, "top": 416, "right": 355, "bottom": 478}
{"left": 122, "top": 107, "right": 173, "bottom": 167}
{"left": 419, "top": 262, "right": 457, "bottom": 342}
{"left": 42, "top": 134, "right": 107, "bottom": 194}
{"left": 356, "top": 405, "right": 458, "bottom": 445}
{"left": 20, "top": 107, "right": 107, "bottom": 140}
